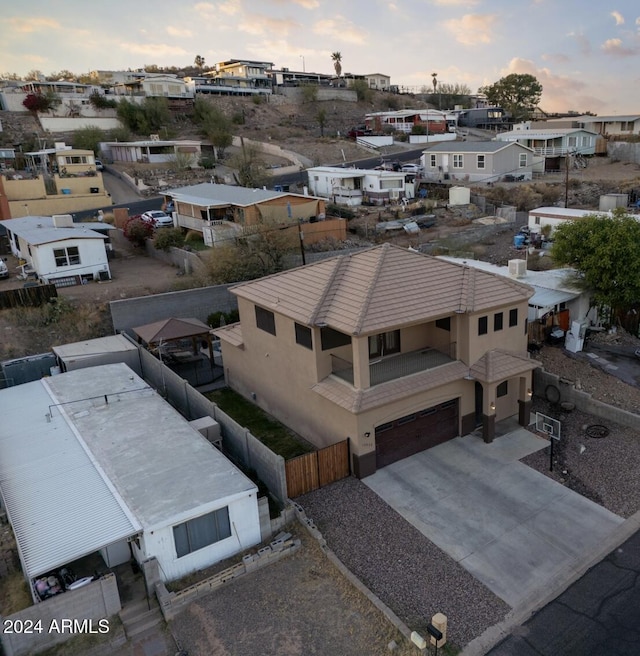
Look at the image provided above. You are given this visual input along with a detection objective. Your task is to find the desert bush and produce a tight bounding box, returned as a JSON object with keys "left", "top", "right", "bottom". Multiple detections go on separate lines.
{"left": 154, "top": 228, "right": 185, "bottom": 251}
{"left": 124, "top": 216, "right": 154, "bottom": 248}
{"left": 326, "top": 203, "right": 355, "bottom": 219}
{"left": 206, "top": 310, "right": 240, "bottom": 327}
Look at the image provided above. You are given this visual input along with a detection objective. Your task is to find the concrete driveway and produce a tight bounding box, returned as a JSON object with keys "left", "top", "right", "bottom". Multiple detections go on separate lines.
{"left": 364, "top": 422, "right": 624, "bottom": 609}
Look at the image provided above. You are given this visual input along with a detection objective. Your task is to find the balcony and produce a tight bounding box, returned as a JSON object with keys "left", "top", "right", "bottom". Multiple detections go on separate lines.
{"left": 331, "top": 343, "right": 456, "bottom": 386}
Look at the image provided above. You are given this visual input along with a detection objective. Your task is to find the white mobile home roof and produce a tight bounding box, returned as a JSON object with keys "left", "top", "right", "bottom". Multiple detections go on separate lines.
{"left": 0, "top": 381, "right": 140, "bottom": 579}
{"left": 52, "top": 334, "right": 138, "bottom": 362}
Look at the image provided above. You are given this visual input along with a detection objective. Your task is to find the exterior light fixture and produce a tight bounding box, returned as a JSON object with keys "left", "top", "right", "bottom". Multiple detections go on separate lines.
{"left": 490, "top": 401, "right": 496, "bottom": 412}
{"left": 527, "top": 388, "right": 533, "bottom": 398}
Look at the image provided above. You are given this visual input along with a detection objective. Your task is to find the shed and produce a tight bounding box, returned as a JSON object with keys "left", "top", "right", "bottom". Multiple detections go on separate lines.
{"left": 52, "top": 334, "right": 142, "bottom": 375}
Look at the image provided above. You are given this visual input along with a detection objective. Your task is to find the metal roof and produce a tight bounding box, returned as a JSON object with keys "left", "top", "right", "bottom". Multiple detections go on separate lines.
{"left": 166, "top": 182, "right": 320, "bottom": 207}
{"left": 424, "top": 141, "right": 534, "bottom": 153}
{"left": 496, "top": 128, "right": 598, "bottom": 140}
{"left": 0, "top": 381, "right": 140, "bottom": 579}
{"left": 528, "top": 287, "right": 578, "bottom": 308}
{"left": 0, "top": 363, "right": 257, "bottom": 579}
{"left": 52, "top": 335, "right": 138, "bottom": 361}
{"left": 0, "top": 216, "right": 107, "bottom": 246}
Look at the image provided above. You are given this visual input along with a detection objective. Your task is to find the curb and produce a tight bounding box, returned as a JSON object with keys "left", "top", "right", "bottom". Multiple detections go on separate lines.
{"left": 461, "top": 509, "right": 640, "bottom": 655}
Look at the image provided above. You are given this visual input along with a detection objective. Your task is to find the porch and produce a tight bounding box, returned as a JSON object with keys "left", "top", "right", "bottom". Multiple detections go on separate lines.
{"left": 331, "top": 344, "right": 456, "bottom": 386}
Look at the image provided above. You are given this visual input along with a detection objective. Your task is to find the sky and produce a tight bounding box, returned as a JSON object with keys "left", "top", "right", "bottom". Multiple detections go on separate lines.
{"left": 1, "top": 0, "right": 639, "bottom": 115}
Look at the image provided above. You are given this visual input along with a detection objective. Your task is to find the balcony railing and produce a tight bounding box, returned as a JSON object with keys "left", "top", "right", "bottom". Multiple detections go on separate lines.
{"left": 331, "top": 343, "right": 456, "bottom": 386}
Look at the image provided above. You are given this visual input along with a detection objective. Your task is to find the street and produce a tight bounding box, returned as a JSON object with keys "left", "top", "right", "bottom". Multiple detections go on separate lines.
{"left": 487, "top": 528, "right": 640, "bottom": 655}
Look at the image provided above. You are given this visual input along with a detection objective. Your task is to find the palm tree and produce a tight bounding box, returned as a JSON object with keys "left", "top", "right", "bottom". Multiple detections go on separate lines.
{"left": 431, "top": 72, "right": 438, "bottom": 93}
{"left": 331, "top": 52, "right": 342, "bottom": 78}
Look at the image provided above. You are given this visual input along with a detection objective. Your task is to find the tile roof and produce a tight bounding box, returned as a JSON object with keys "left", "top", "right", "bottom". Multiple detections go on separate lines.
{"left": 214, "top": 323, "right": 244, "bottom": 348}
{"left": 313, "top": 360, "right": 469, "bottom": 413}
{"left": 469, "top": 349, "right": 539, "bottom": 384}
{"left": 231, "top": 244, "right": 534, "bottom": 335}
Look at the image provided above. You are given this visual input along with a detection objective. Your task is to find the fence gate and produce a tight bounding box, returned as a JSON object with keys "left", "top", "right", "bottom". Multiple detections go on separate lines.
{"left": 285, "top": 439, "right": 350, "bottom": 499}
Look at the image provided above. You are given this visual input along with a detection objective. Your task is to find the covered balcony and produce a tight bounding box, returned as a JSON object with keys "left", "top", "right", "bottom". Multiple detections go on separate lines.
{"left": 331, "top": 343, "right": 456, "bottom": 387}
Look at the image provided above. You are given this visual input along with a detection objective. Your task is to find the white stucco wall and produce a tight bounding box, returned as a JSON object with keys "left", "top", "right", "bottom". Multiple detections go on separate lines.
{"left": 29, "top": 238, "right": 110, "bottom": 281}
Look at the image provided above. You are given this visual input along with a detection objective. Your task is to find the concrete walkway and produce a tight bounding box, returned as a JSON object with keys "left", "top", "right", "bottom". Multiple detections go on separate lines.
{"left": 364, "top": 424, "right": 624, "bottom": 608}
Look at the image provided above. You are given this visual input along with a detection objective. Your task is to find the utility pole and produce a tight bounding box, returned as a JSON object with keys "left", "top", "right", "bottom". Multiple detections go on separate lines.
{"left": 298, "top": 221, "right": 306, "bottom": 265}
{"left": 564, "top": 151, "right": 570, "bottom": 207}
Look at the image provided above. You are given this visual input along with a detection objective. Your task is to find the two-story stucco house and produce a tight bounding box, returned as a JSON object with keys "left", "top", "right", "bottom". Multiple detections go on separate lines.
{"left": 215, "top": 244, "right": 538, "bottom": 478}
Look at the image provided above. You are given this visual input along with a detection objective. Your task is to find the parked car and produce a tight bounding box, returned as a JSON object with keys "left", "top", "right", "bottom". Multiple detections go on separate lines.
{"left": 401, "top": 163, "right": 423, "bottom": 174}
{"left": 140, "top": 210, "right": 174, "bottom": 228}
{"left": 0, "top": 258, "right": 9, "bottom": 279}
{"left": 94, "top": 159, "right": 104, "bottom": 171}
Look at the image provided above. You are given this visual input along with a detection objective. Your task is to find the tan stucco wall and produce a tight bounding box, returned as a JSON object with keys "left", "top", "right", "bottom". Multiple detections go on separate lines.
{"left": 9, "top": 195, "right": 110, "bottom": 217}
{"left": 221, "top": 298, "right": 533, "bottom": 462}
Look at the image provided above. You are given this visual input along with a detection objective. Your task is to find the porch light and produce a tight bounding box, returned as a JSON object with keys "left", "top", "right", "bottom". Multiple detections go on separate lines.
{"left": 527, "top": 388, "right": 533, "bottom": 398}
{"left": 364, "top": 432, "right": 371, "bottom": 438}
{"left": 490, "top": 401, "right": 496, "bottom": 412}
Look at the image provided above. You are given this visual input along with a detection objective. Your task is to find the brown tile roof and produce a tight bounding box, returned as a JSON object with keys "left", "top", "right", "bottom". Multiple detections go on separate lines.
{"left": 231, "top": 244, "right": 533, "bottom": 335}
{"left": 469, "top": 349, "right": 539, "bottom": 384}
{"left": 213, "top": 323, "right": 244, "bottom": 348}
{"left": 132, "top": 317, "right": 211, "bottom": 344}
{"left": 313, "top": 360, "right": 469, "bottom": 413}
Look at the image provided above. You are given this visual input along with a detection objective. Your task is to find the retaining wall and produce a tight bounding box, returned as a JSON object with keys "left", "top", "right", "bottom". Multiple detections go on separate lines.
{"left": 608, "top": 141, "right": 640, "bottom": 165}
{"left": 0, "top": 574, "right": 120, "bottom": 656}
{"left": 534, "top": 368, "right": 640, "bottom": 430}
{"left": 155, "top": 532, "right": 301, "bottom": 620}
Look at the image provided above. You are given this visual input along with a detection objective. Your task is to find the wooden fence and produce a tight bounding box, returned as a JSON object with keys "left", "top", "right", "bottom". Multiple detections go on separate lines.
{"left": 0, "top": 284, "right": 58, "bottom": 309}
{"left": 285, "top": 439, "right": 350, "bottom": 498}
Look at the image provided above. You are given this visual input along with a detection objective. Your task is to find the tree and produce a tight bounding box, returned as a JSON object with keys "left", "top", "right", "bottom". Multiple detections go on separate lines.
{"left": 431, "top": 72, "right": 438, "bottom": 93}
{"left": 436, "top": 83, "right": 472, "bottom": 109}
{"left": 300, "top": 84, "right": 318, "bottom": 103}
{"left": 551, "top": 210, "right": 640, "bottom": 323}
{"left": 47, "top": 69, "right": 76, "bottom": 81}
{"left": 351, "top": 79, "right": 372, "bottom": 103}
{"left": 194, "top": 55, "right": 206, "bottom": 69}
{"left": 72, "top": 125, "right": 106, "bottom": 154}
{"left": 317, "top": 108, "right": 327, "bottom": 137}
{"left": 124, "top": 216, "right": 154, "bottom": 248}
{"left": 479, "top": 73, "right": 542, "bottom": 121}
{"left": 230, "top": 139, "right": 269, "bottom": 188}
{"left": 24, "top": 69, "right": 44, "bottom": 81}
{"left": 201, "top": 221, "right": 297, "bottom": 284}
{"left": 88, "top": 91, "right": 117, "bottom": 110}
{"left": 194, "top": 100, "right": 233, "bottom": 161}
{"left": 331, "top": 52, "right": 342, "bottom": 78}
{"left": 22, "top": 91, "right": 60, "bottom": 114}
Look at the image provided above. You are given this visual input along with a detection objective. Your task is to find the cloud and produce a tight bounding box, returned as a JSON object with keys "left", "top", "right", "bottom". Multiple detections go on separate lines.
{"left": 313, "top": 18, "right": 367, "bottom": 44}
{"left": 268, "top": 0, "right": 319, "bottom": 7}
{"left": 601, "top": 38, "right": 638, "bottom": 56}
{"left": 568, "top": 31, "right": 591, "bottom": 55}
{"left": 541, "top": 52, "right": 570, "bottom": 63}
{"left": 611, "top": 10, "right": 624, "bottom": 25}
{"left": 166, "top": 26, "right": 193, "bottom": 37}
{"left": 432, "top": 0, "right": 479, "bottom": 5}
{"left": 6, "top": 17, "right": 61, "bottom": 33}
{"left": 238, "top": 16, "right": 299, "bottom": 36}
{"left": 444, "top": 14, "right": 498, "bottom": 45}
{"left": 193, "top": 0, "right": 239, "bottom": 17}
{"left": 120, "top": 43, "right": 189, "bottom": 58}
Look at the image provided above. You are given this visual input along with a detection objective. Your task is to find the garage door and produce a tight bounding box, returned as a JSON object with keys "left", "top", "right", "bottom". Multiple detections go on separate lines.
{"left": 375, "top": 399, "right": 459, "bottom": 469}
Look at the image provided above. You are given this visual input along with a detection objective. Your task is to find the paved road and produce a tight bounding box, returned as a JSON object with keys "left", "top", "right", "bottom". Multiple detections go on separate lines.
{"left": 101, "top": 168, "right": 142, "bottom": 205}
{"left": 487, "top": 528, "right": 640, "bottom": 655}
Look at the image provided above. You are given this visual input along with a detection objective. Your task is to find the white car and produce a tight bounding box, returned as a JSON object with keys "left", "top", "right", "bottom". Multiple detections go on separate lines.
{"left": 140, "top": 210, "right": 174, "bottom": 228}
{"left": 401, "top": 163, "right": 423, "bottom": 174}
{"left": 94, "top": 159, "right": 104, "bottom": 171}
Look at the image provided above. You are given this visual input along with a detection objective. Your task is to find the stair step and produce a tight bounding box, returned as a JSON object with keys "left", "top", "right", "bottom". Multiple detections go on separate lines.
{"left": 122, "top": 608, "right": 164, "bottom": 638}
{"left": 119, "top": 597, "right": 159, "bottom": 623}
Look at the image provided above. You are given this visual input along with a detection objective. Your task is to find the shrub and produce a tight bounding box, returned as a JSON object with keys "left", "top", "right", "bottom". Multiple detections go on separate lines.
{"left": 231, "top": 111, "right": 245, "bottom": 125}
{"left": 123, "top": 216, "right": 154, "bottom": 248}
{"left": 207, "top": 310, "right": 240, "bottom": 327}
{"left": 251, "top": 94, "right": 265, "bottom": 105}
{"left": 154, "top": 228, "right": 184, "bottom": 251}
{"left": 199, "top": 155, "right": 216, "bottom": 169}
{"left": 89, "top": 91, "right": 117, "bottom": 110}
{"left": 326, "top": 203, "right": 355, "bottom": 219}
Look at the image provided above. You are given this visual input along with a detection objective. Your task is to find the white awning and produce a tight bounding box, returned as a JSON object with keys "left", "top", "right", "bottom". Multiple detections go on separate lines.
{"left": 529, "top": 287, "right": 578, "bottom": 309}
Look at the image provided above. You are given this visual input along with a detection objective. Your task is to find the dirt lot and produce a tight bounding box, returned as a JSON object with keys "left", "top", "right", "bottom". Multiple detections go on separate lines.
{"left": 170, "top": 529, "right": 415, "bottom": 656}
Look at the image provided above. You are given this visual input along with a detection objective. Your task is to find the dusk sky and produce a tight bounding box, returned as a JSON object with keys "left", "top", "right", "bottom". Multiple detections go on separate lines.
{"left": 1, "top": 0, "right": 639, "bottom": 114}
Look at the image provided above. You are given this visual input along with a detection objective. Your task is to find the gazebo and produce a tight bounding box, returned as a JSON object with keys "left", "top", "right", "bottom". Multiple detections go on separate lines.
{"left": 132, "top": 317, "right": 214, "bottom": 362}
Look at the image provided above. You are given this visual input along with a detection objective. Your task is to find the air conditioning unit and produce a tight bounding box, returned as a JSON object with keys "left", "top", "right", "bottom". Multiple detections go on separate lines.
{"left": 508, "top": 259, "right": 527, "bottom": 278}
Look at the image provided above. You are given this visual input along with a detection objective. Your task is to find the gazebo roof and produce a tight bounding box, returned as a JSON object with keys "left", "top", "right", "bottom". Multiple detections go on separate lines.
{"left": 132, "top": 317, "right": 211, "bottom": 344}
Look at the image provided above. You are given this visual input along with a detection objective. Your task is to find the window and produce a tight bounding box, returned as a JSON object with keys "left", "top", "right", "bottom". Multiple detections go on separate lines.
{"left": 430, "top": 154, "right": 437, "bottom": 168}
{"left": 453, "top": 154, "right": 464, "bottom": 168}
{"left": 53, "top": 246, "right": 80, "bottom": 267}
{"left": 295, "top": 323, "right": 312, "bottom": 349}
{"left": 477, "top": 154, "right": 485, "bottom": 170}
{"left": 478, "top": 316, "right": 488, "bottom": 335}
{"left": 509, "top": 308, "right": 518, "bottom": 327}
{"left": 64, "top": 155, "right": 88, "bottom": 165}
{"left": 534, "top": 217, "right": 540, "bottom": 225}
{"left": 173, "top": 507, "right": 231, "bottom": 558}
{"left": 568, "top": 136, "right": 577, "bottom": 147}
{"left": 255, "top": 306, "right": 276, "bottom": 335}
{"left": 519, "top": 153, "right": 528, "bottom": 168}
{"left": 620, "top": 121, "right": 630, "bottom": 132}
{"left": 380, "top": 179, "right": 402, "bottom": 190}
{"left": 435, "top": 317, "right": 451, "bottom": 331}
{"left": 582, "top": 136, "right": 590, "bottom": 147}
{"left": 497, "top": 381, "right": 508, "bottom": 398}
{"left": 368, "top": 330, "right": 400, "bottom": 358}
{"left": 320, "top": 327, "right": 351, "bottom": 350}
{"left": 494, "top": 312, "right": 503, "bottom": 331}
